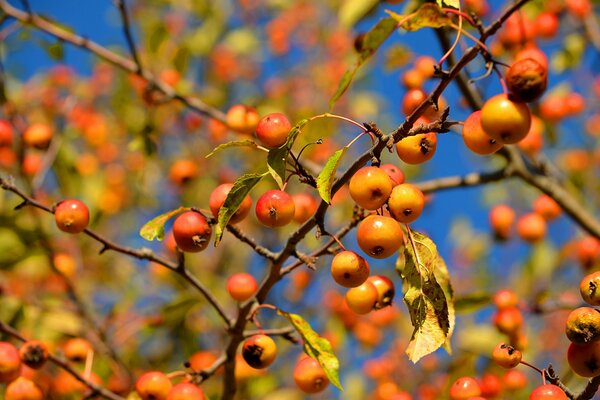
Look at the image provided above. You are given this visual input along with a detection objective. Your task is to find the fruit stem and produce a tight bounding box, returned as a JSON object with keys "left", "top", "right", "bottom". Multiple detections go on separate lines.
{"left": 449, "top": 22, "right": 489, "bottom": 53}
{"left": 166, "top": 370, "right": 188, "bottom": 379}
{"left": 309, "top": 113, "right": 367, "bottom": 132}
{"left": 442, "top": 8, "right": 476, "bottom": 26}
{"left": 439, "top": 14, "right": 462, "bottom": 66}
{"left": 84, "top": 349, "right": 94, "bottom": 381}
{"left": 520, "top": 360, "right": 545, "bottom": 376}
{"left": 329, "top": 233, "right": 347, "bottom": 251}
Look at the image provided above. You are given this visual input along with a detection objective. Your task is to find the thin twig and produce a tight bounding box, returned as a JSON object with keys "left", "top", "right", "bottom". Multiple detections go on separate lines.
{"left": 114, "top": 0, "right": 142, "bottom": 72}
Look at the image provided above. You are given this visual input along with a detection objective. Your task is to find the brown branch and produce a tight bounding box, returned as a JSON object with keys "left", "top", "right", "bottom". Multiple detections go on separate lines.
{"left": 114, "top": 0, "right": 142, "bottom": 72}
{"left": 583, "top": 13, "right": 600, "bottom": 53}
{"left": 0, "top": 0, "right": 226, "bottom": 122}
{"left": 191, "top": 353, "right": 227, "bottom": 384}
{"left": 0, "top": 321, "right": 125, "bottom": 400}
{"left": 0, "top": 176, "right": 233, "bottom": 328}
{"left": 415, "top": 167, "right": 511, "bottom": 194}
{"left": 225, "top": 224, "right": 277, "bottom": 260}
{"left": 242, "top": 326, "right": 295, "bottom": 339}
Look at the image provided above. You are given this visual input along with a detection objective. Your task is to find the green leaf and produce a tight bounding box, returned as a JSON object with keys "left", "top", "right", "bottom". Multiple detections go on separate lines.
{"left": 454, "top": 293, "right": 492, "bottom": 313}
{"left": 316, "top": 147, "right": 347, "bottom": 203}
{"left": 215, "top": 172, "right": 268, "bottom": 246}
{"left": 396, "top": 230, "right": 454, "bottom": 363}
{"left": 338, "top": 0, "right": 379, "bottom": 27}
{"left": 437, "top": 0, "right": 460, "bottom": 9}
{"left": 139, "top": 207, "right": 187, "bottom": 241}
{"left": 278, "top": 310, "right": 343, "bottom": 390}
{"left": 386, "top": 4, "right": 453, "bottom": 32}
{"left": 46, "top": 42, "right": 64, "bottom": 61}
{"left": 329, "top": 17, "right": 397, "bottom": 108}
{"left": 266, "top": 119, "right": 309, "bottom": 189}
{"left": 205, "top": 140, "right": 259, "bottom": 158}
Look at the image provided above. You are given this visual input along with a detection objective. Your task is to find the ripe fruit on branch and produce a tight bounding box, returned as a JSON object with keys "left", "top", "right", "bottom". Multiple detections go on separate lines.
{"left": 209, "top": 183, "right": 252, "bottom": 224}
{"left": 494, "top": 289, "right": 519, "bottom": 309}
{"left": 567, "top": 341, "right": 600, "bottom": 377}
{"left": 395, "top": 123, "right": 437, "bottom": 165}
{"left": 255, "top": 112, "right": 292, "bottom": 149}
{"left": 226, "top": 273, "right": 257, "bottom": 302}
{"left": 345, "top": 280, "right": 378, "bottom": 314}
{"left": 54, "top": 199, "right": 90, "bottom": 234}
{"left": 166, "top": 383, "right": 206, "bottom": 400}
{"left": 576, "top": 237, "right": 600, "bottom": 270}
{"left": 242, "top": 334, "right": 277, "bottom": 369}
{"left": 293, "top": 356, "right": 329, "bottom": 394}
{"left": 480, "top": 94, "right": 531, "bottom": 144}
{"left": 565, "top": 307, "right": 600, "bottom": 343}
{"left": 255, "top": 189, "right": 295, "bottom": 227}
{"left": 516, "top": 213, "right": 547, "bottom": 243}
{"left": 5, "top": 377, "right": 43, "bottom": 400}
{"left": 367, "top": 275, "right": 395, "bottom": 309}
{"left": 489, "top": 205, "right": 516, "bottom": 240}
{"left": 226, "top": 104, "right": 260, "bottom": 135}
{"left": 379, "top": 164, "right": 404, "bottom": 186}
{"left": 0, "top": 119, "right": 13, "bottom": 147}
{"left": 330, "top": 250, "right": 370, "bottom": 288}
{"left": 135, "top": 371, "right": 173, "bottom": 400}
{"left": 291, "top": 193, "right": 318, "bottom": 223}
{"left": 518, "top": 115, "right": 544, "bottom": 156}
{"left": 19, "top": 340, "right": 49, "bottom": 369}
{"left": 387, "top": 183, "right": 425, "bottom": 224}
{"left": 23, "top": 123, "right": 53, "bottom": 149}
{"left": 506, "top": 58, "right": 548, "bottom": 102}
{"left": 493, "top": 307, "right": 523, "bottom": 335}
{"left": 172, "top": 211, "right": 212, "bottom": 252}
{"left": 533, "top": 194, "right": 561, "bottom": 221}
{"left": 462, "top": 110, "right": 503, "bottom": 155}
{"left": 580, "top": 271, "right": 600, "bottom": 306}
{"left": 0, "top": 342, "right": 21, "bottom": 383}
{"left": 534, "top": 12, "right": 559, "bottom": 39}
{"left": 349, "top": 166, "right": 393, "bottom": 210}
{"left": 356, "top": 215, "right": 404, "bottom": 259}
{"left": 504, "top": 369, "right": 527, "bottom": 391}
{"left": 492, "top": 342, "right": 522, "bottom": 368}
{"left": 529, "top": 384, "right": 568, "bottom": 400}
{"left": 63, "top": 338, "right": 93, "bottom": 362}
{"left": 449, "top": 376, "right": 482, "bottom": 400}
{"left": 169, "top": 160, "right": 199, "bottom": 186}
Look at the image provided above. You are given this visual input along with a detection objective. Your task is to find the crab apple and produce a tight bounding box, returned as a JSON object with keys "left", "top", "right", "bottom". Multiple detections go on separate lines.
{"left": 255, "top": 112, "right": 292, "bottom": 149}
{"left": 387, "top": 183, "right": 425, "bottom": 224}
{"left": 172, "top": 211, "right": 212, "bottom": 252}
{"left": 479, "top": 373, "right": 502, "bottom": 398}
{"left": 23, "top": 123, "right": 53, "bottom": 149}
{"left": 566, "top": 0, "right": 592, "bottom": 18}
{"left": 565, "top": 307, "right": 600, "bottom": 343}
{"left": 516, "top": 47, "right": 549, "bottom": 71}
{"left": 63, "top": 338, "right": 92, "bottom": 362}
{"left": 517, "top": 213, "right": 547, "bottom": 243}
{"left": 540, "top": 95, "right": 569, "bottom": 121}
{"left": 242, "top": 334, "right": 277, "bottom": 369}
{"left": 348, "top": 166, "right": 393, "bottom": 210}
{"left": 255, "top": 189, "right": 295, "bottom": 227}
{"left": 209, "top": 183, "right": 252, "bottom": 224}
{"left": 533, "top": 195, "right": 561, "bottom": 221}
{"left": 330, "top": 250, "right": 370, "bottom": 288}
{"left": 226, "top": 104, "right": 260, "bottom": 135}
{"left": 226, "top": 273, "right": 257, "bottom": 302}
{"left": 380, "top": 164, "right": 404, "bottom": 186}
{"left": 518, "top": 115, "right": 544, "bottom": 156}
{"left": 492, "top": 342, "right": 522, "bottom": 368}
{"left": 0, "top": 119, "right": 13, "bottom": 147}
{"left": 5, "top": 377, "right": 43, "bottom": 400}
{"left": 480, "top": 94, "right": 531, "bottom": 144}
{"left": 576, "top": 237, "right": 600, "bottom": 269}
{"left": 19, "top": 341, "right": 49, "bottom": 369}
{"left": 401, "top": 68, "right": 426, "bottom": 89}
{"left": 367, "top": 275, "right": 395, "bottom": 309}
{"left": 345, "top": 280, "right": 378, "bottom": 314}
{"left": 449, "top": 376, "right": 481, "bottom": 400}
{"left": 580, "top": 271, "right": 600, "bottom": 306}
{"left": 54, "top": 199, "right": 90, "bottom": 234}
{"left": 356, "top": 215, "right": 404, "bottom": 259}
{"left": 166, "top": 383, "right": 205, "bottom": 400}
{"left": 415, "top": 56, "right": 436, "bottom": 79}
{"left": 0, "top": 342, "right": 21, "bottom": 383}
{"left": 135, "top": 371, "right": 173, "bottom": 400}
{"left": 169, "top": 160, "right": 199, "bottom": 186}
{"left": 489, "top": 204, "right": 516, "bottom": 240}
{"left": 535, "top": 12, "right": 559, "bottom": 39}
{"left": 291, "top": 193, "right": 318, "bottom": 224}
{"left": 188, "top": 351, "right": 220, "bottom": 373}
{"left": 504, "top": 369, "right": 527, "bottom": 390}
{"left": 567, "top": 341, "right": 600, "bottom": 377}
{"left": 396, "top": 130, "right": 437, "bottom": 165}
{"left": 493, "top": 307, "right": 523, "bottom": 335}
{"left": 494, "top": 289, "right": 519, "bottom": 309}
{"left": 402, "top": 89, "right": 428, "bottom": 115}
{"left": 462, "top": 110, "right": 503, "bottom": 155}
{"left": 506, "top": 58, "right": 548, "bottom": 102}
{"left": 293, "top": 356, "right": 329, "bottom": 394}
{"left": 529, "top": 384, "right": 568, "bottom": 400}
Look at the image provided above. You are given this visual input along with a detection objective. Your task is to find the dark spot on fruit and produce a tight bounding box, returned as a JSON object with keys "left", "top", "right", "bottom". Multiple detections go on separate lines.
{"left": 371, "top": 188, "right": 383, "bottom": 200}
{"left": 403, "top": 208, "right": 412, "bottom": 216}
{"left": 243, "top": 344, "right": 264, "bottom": 368}
{"left": 420, "top": 138, "right": 432, "bottom": 155}
{"left": 370, "top": 246, "right": 384, "bottom": 256}
{"left": 343, "top": 272, "right": 351, "bottom": 280}
{"left": 585, "top": 357, "right": 599, "bottom": 374}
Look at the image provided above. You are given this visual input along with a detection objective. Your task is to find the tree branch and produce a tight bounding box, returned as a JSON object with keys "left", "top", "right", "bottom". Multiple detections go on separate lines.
{"left": 114, "top": 0, "right": 142, "bottom": 72}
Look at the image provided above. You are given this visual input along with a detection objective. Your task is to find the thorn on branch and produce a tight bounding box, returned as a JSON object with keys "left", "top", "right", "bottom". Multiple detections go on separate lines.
{"left": 13, "top": 200, "right": 28, "bottom": 210}
{"left": 98, "top": 245, "right": 109, "bottom": 255}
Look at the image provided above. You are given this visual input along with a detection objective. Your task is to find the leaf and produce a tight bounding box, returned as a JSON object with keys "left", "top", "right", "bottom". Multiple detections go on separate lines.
{"left": 139, "top": 207, "right": 187, "bottom": 241}
{"left": 454, "top": 293, "right": 492, "bottom": 312}
{"left": 386, "top": 4, "right": 453, "bottom": 32}
{"left": 329, "top": 17, "right": 397, "bottom": 108}
{"left": 266, "top": 119, "right": 309, "bottom": 189}
{"left": 278, "top": 310, "right": 343, "bottom": 390}
{"left": 46, "top": 42, "right": 64, "bottom": 61}
{"left": 205, "top": 140, "right": 259, "bottom": 158}
{"left": 338, "top": 0, "right": 380, "bottom": 27}
{"left": 316, "top": 147, "right": 347, "bottom": 203}
{"left": 437, "top": 0, "right": 460, "bottom": 9}
{"left": 215, "top": 172, "right": 268, "bottom": 246}
{"left": 396, "top": 230, "right": 454, "bottom": 363}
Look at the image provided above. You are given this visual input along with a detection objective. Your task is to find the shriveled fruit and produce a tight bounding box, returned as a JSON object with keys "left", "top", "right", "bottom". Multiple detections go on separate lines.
{"left": 330, "top": 250, "right": 370, "bottom": 288}
{"left": 480, "top": 94, "right": 531, "bottom": 144}
{"left": 387, "top": 183, "right": 425, "bottom": 224}
{"left": 135, "top": 371, "right": 172, "bottom": 400}
{"left": 293, "top": 356, "right": 329, "bottom": 394}
{"left": 565, "top": 307, "right": 600, "bottom": 343}
{"left": 345, "top": 280, "right": 378, "bottom": 314}
{"left": 255, "top": 112, "right": 292, "bottom": 149}
{"left": 255, "top": 190, "right": 295, "bottom": 228}
{"left": 506, "top": 58, "right": 548, "bottom": 102}
{"left": 462, "top": 110, "right": 503, "bottom": 155}
{"left": 242, "top": 334, "right": 277, "bottom": 369}
{"left": 356, "top": 215, "right": 404, "bottom": 259}
{"left": 492, "top": 342, "right": 522, "bottom": 368}
{"left": 529, "top": 384, "right": 568, "bottom": 400}
{"left": 567, "top": 341, "right": 600, "bottom": 377}
{"left": 348, "top": 166, "right": 393, "bottom": 210}
{"left": 172, "top": 211, "right": 212, "bottom": 252}
{"left": 54, "top": 199, "right": 90, "bottom": 234}
{"left": 580, "top": 271, "right": 600, "bottom": 306}
{"left": 19, "top": 340, "right": 49, "bottom": 369}
{"left": 209, "top": 183, "right": 252, "bottom": 224}
{"left": 449, "top": 376, "right": 482, "bottom": 400}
